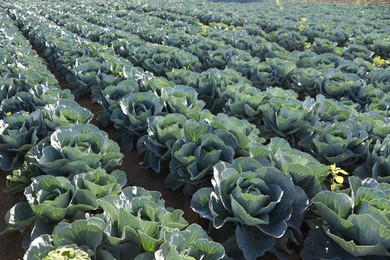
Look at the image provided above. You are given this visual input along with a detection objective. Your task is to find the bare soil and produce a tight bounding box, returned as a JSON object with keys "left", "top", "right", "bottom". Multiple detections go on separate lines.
{"left": 0, "top": 175, "right": 24, "bottom": 260}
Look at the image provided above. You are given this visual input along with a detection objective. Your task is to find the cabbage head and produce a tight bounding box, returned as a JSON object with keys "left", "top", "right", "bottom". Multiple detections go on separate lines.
{"left": 137, "top": 114, "right": 188, "bottom": 173}
{"left": 321, "top": 68, "right": 362, "bottom": 99}
{"left": 165, "top": 121, "right": 235, "bottom": 195}
{"left": 260, "top": 97, "right": 319, "bottom": 145}
{"left": 225, "top": 87, "right": 272, "bottom": 125}
{"left": 3, "top": 172, "right": 113, "bottom": 246}
{"left": 21, "top": 124, "right": 122, "bottom": 180}
{"left": 191, "top": 158, "right": 309, "bottom": 259}
{"left": 314, "top": 94, "right": 357, "bottom": 123}
{"left": 290, "top": 67, "right": 323, "bottom": 97}
{"left": 300, "top": 120, "right": 369, "bottom": 170}
{"left": 0, "top": 92, "right": 46, "bottom": 118}
{"left": 25, "top": 235, "right": 92, "bottom": 260}
{"left": 43, "top": 100, "right": 94, "bottom": 131}
{"left": 208, "top": 113, "right": 263, "bottom": 156}
{"left": 161, "top": 85, "right": 205, "bottom": 118}
{"left": 110, "top": 91, "right": 163, "bottom": 151}
{"left": 96, "top": 80, "right": 139, "bottom": 127}
{"left": 250, "top": 137, "right": 329, "bottom": 199}
{"left": 24, "top": 218, "right": 105, "bottom": 259}
{"left": 154, "top": 224, "right": 227, "bottom": 260}
{"left": 0, "top": 110, "right": 48, "bottom": 171}
{"left": 43, "top": 246, "right": 91, "bottom": 260}
{"left": 96, "top": 186, "right": 189, "bottom": 258}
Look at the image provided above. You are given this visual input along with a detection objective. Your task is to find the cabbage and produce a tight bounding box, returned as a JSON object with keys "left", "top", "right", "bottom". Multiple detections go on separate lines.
{"left": 165, "top": 121, "right": 234, "bottom": 195}
{"left": 43, "top": 246, "right": 91, "bottom": 260}
{"left": 161, "top": 85, "right": 205, "bottom": 118}
{"left": 302, "top": 176, "right": 390, "bottom": 258}
{"left": 192, "top": 158, "right": 309, "bottom": 259}
{"left": 6, "top": 124, "right": 123, "bottom": 192}
{"left": 137, "top": 114, "right": 188, "bottom": 173}
{"left": 0, "top": 110, "right": 48, "bottom": 171}
{"left": 110, "top": 91, "right": 163, "bottom": 151}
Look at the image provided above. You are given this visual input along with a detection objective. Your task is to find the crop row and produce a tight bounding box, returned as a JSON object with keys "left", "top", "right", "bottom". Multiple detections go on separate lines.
{"left": 123, "top": 0, "right": 389, "bottom": 59}
{"left": 0, "top": 4, "right": 230, "bottom": 260}
{"left": 9, "top": 0, "right": 389, "bottom": 174}
{"left": 31, "top": 0, "right": 390, "bottom": 118}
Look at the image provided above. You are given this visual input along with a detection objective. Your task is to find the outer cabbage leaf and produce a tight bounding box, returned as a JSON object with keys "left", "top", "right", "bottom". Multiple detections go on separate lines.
{"left": 306, "top": 176, "right": 390, "bottom": 258}
{"left": 301, "top": 227, "right": 357, "bottom": 260}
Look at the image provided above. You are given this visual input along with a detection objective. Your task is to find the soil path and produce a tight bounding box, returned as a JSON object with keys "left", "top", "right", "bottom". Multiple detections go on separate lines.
{"left": 0, "top": 175, "right": 24, "bottom": 260}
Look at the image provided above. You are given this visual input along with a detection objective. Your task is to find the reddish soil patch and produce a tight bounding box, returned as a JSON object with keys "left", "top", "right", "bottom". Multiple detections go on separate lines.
{"left": 0, "top": 174, "right": 24, "bottom": 260}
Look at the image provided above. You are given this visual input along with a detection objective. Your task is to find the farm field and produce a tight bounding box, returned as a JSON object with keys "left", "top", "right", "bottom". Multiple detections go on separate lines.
{"left": 0, "top": 0, "right": 389, "bottom": 259}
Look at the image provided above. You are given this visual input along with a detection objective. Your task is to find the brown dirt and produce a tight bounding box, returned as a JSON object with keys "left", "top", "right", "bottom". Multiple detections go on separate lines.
{"left": 0, "top": 174, "right": 24, "bottom": 260}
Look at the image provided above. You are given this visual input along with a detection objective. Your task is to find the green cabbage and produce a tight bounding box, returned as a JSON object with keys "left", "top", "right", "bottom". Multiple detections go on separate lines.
{"left": 6, "top": 124, "right": 123, "bottom": 192}
{"left": 302, "top": 176, "right": 390, "bottom": 258}
{"left": 0, "top": 110, "right": 48, "bottom": 171}
{"left": 165, "top": 121, "right": 235, "bottom": 195}
{"left": 43, "top": 246, "right": 91, "bottom": 260}
{"left": 110, "top": 91, "right": 163, "bottom": 151}
{"left": 191, "top": 158, "right": 309, "bottom": 259}
{"left": 137, "top": 114, "right": 188, "bottom": 173}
